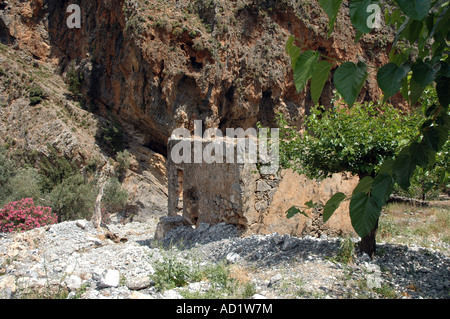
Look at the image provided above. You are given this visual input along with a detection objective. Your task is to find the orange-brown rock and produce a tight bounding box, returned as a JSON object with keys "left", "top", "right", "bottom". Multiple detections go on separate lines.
{"left": 1, "top": 0, "right": 396, "bottom": 151}
{"left": 250, "top": 169, "right": 359, "bottom": 237}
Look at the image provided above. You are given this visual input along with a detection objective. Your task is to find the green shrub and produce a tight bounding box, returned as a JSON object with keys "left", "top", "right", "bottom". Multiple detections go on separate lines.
{"left": 395, "top": 141, "right": 449, "bottom": 200}
{"left": 2, "top": 168, "right": 43, "bottom": 207}
{"left": 66, "top": 65, "right": 82, "bottom": 98}
{"left": 0, "top": 147, "right": 43, "bottom": 207}
{"left": 0, "top": 146, "right": 14, "bottom": 191}
{"left": 102, "top": 177, "right": 128, "bottom": 216}
{"left": 115, "top": 150, "right": 131, "bottom": 178}
{"left": 98, "top": 119, "right": 126, "bottom": 155}
{"left": 151, "top": 251, "right": 256, "bottom": 298}
{"left": 38, "top": 145, "right": 78, "bottom": 193}
{"left": 333, "top": 237, "right": 356, "bottom": 265}
{"left": 394, "top": 87, "right": 449, "bottom": 200}
{"left": 48, "top": 174, "right": 97, "bottom": 222}
{"left": 152, "top": 254, "right": 193, "bottom": 291}
{"left": 29, "top": 86, "right": 46, "bottom": 106}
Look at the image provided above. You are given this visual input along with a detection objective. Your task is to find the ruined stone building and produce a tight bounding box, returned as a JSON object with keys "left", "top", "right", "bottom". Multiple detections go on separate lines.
{"left": 164, "top": 131, "right": 278, "bottom": 228}
{"left": 156, "top": 132, "right": 359, "bottom": 240}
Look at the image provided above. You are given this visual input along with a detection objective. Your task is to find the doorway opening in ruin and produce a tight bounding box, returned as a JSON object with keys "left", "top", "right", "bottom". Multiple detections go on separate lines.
{"left": 176, "top": 169, "right": 184, "bottom": 215}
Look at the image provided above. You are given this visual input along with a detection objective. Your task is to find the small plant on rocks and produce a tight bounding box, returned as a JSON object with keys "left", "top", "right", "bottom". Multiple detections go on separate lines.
{"left": 152, "top": 254, "right": 194, "bottom": 291}
{"left": 334, "top": 237, "right": 357, "bottom": 265}
{"left": 0, "top": 198, "right": 57, "bottom": 233}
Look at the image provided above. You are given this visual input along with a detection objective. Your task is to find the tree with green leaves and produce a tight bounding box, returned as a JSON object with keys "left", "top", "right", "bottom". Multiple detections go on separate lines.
{"left": 285, "top": 0, "right": 449, "bottom": 257}
{"left": 278, "top": 102, "right": 423, "bottom": 180}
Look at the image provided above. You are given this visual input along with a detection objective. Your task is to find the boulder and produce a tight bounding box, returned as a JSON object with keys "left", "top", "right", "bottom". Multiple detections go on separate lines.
{"left": 154, "top": 216, "right": 191, "bottom": 240}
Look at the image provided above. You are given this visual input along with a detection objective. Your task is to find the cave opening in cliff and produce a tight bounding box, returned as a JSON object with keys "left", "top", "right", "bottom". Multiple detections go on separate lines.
{"left": 190, "top": 56, "right": 203, "bottom": 71}
{"left": 0, "top": 19, "right": 14, "bottom": 45}
{"left": 144, "top": 139, "right": 168, "bottom": 158}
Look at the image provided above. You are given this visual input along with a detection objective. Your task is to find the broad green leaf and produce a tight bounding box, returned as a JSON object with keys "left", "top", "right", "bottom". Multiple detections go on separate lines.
{"left": 372, "top": 172, "right": 394, "bottom": 206}
{"left": 318, "top": 0, "right": 344, "bottom": 34}
{"left": 349, "top": 192, "right": 382, "bottom": 238}
{"left": 407, "top": 19, "right": 424, "bottom": 43}
{"left": 400, "top": 75, "right": 410, "bottom": 102}
{"left": 409, "top": 59, "right": 439, "bottom": 105}
{"left": 425, "top": 105, "right": 439, "bottom": 117}
{"left": 388, "top": 8, "right": 403, "bottom": 27}
{"left": 436, "top": 75, "right": 450, "bottom": 107}
{"left": 354, "top": 30, "right": 364, "bottom": 43}
{"left": 286, "top": 35, "right": 301, "bottom": 67}
{"left": 393, "top": 146, "right": 416, "bottom": 190}
{"left": 424, "top": 12, "right": 435, "bottom": 35}
{"left": 409, "top": 78, "right": 426, "bottom": 106}
{"left": 378, "top": 158, "right": 395, "bottom": 175}
{"left": 438, "top": 61, "right": 450, "bottom": 78}
{"left": 286, "top": 35, "right": 295, "bottom": 54}
{"left": 430, "top": 6, "right": 450, "bottom": 37}
{"left": 349, "top": 0, "right": 376, "bottom": 34}
{"left": 395, "top": 0, "right": 431, "bottom": 21}
{"left": 323, "top": 192, "right": 347, "bottom": 223}
{"left": 393, "top": 17, "right": 411, "bottom": 47}
{"left": 411, "top": 60, "right": 440, "bottom": 87}
{"left": 377, "top": 62, "right": 411, "bottom": 98}
{"left": 410, "top": 141, "right": 435, "bottom": 168}
{"left": 311, "top": 60, "right": 332, "bottom": 105}
{"left": 334, "top": 61, "right": 368, "bottom": 107}
{"left": 424, "top": 126, "right": 448, "bottom": 152}
{"left": 353, "top": 176, "right": 373, "bottom": 195}
{"left": 292, "top": 50, "right": 319, "bottom": 93}
{"left": 286, "top": 206, "right": 308, "bottom": 219}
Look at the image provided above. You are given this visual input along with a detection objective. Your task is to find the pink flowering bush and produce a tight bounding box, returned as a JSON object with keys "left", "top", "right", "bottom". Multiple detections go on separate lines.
{"left": 0, "top": 198, "right": 58, "bottom": 233}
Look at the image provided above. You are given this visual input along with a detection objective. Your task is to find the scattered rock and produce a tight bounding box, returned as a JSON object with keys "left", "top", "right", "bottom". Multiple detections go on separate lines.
{"left": 0, "top": 219, "right": 448, "bottom": 299}
{"left": 66, "top": 275, "right": 83, "bottom": 291}
{"left": 98, "top": 269, "right": 120, "bottom": 289}
{"left": 257, "top": 180, "right": 272, "bottom": 192}
{"left": 154, "top": 216, "right": 191, "bottom": 240}
{"left": 269, "top": 274, "right": 283, "bottom": 286}
{"left": 126, "top": 274, "right": 152, "bottom": 291}
{"left": 129, "top": 291, "right": 155, "bottom": 299}
{"left": 162, "top": 289, "right": 183, "bottom": 299}
{"left": 281, "top": 235, "right": 299, "bottom": 251}
{"left": 226, "top": 252, "right": 241, "bottom": 264}
{"left": 272, "top": 233, "right": 284, "bottom": 245}
{"left": 76, "top": 220, "right": 88, "bottom": 230}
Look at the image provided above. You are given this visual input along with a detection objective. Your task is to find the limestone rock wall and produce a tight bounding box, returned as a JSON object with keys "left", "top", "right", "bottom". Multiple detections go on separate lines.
{"left": 1, "top": 0, "right": 396, "bottom": 151}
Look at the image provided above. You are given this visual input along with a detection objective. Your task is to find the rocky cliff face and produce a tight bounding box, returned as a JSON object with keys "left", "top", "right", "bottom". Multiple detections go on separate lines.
{"left": 2, "top": 0, "right": 394, "bottom": 144}
{"left": 0, "top": 0, "right": 394, "bottom": 224}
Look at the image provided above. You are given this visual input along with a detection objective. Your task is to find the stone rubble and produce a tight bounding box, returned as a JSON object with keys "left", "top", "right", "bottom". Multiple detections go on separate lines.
{"left": 0, "top": 219, "right": 448, "bottom": 299}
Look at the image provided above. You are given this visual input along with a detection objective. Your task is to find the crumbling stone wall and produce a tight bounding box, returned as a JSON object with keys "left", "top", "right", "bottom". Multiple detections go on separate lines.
{"left": 166, "top": 137, "right": 259, "bottom": 231}
{"left": 255, "top": 174, "right": 281, "bottom": 216}
{"left": 160, "top": 136, "right": 358, "bottom": 240}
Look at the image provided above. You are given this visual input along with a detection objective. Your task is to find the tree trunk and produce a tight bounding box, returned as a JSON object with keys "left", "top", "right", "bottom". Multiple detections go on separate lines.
{"left": 356, "top": 171, "right": 380, "bottom": 258}
{"left": 92, "top": 182, "right": 105, "bottom": 229}
{"left": 359, "top": 219, "right": 379, "bottom": 258}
